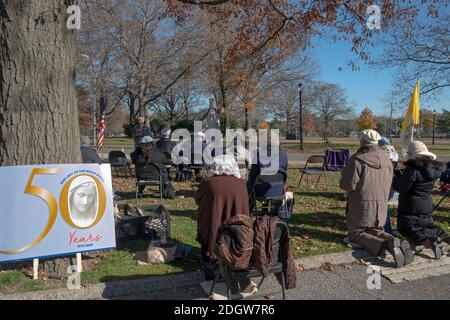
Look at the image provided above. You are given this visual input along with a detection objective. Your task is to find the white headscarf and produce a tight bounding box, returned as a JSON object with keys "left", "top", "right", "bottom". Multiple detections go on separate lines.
{"left": 208, "top": 154, "right": 241, "bottom": 179}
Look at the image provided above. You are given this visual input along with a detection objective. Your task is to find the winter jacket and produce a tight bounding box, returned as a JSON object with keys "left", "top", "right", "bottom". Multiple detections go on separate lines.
{"left": 253, "top": 215, "right": 296, "bottom": 289}
{"left": 130, "top": 147, "right": 169, "bottom": 183}
{"left": 340, "top": 145, "right": 393, "bottom": 231}
{"left": 393, "top": 159, "right": 447, "bottom": 244}
{"left": 80, "top": 140, "right": 102, "bottom": 164}
{"left": 156, "top": 138, "right": 175, "bottom": 155}
{"left": 133, "top": 123, "right": 151, "bottom": 147}
{"left": 215, "top": 215, "right": 254, "bottom": 271}
{"left": 393, "top": 159, "right": 443, "bottom": 216}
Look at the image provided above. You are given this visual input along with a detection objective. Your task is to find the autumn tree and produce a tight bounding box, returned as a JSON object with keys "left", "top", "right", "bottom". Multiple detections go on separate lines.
{"left": 304, "top": 112, "right": 315, "bottom": 136}
{"left": 357, "top": 107, "right": 377, "bottom": 130}
{"left": 376, "top": 2, "right": 449, "bottom": 100}
{"left": 307, "top": 82, "right": 353, "bottom": 144}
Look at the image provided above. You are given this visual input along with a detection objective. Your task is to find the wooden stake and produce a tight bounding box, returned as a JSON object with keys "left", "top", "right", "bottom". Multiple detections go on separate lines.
{"left": 33, "top": 258, "right": 39, "bottom": 280}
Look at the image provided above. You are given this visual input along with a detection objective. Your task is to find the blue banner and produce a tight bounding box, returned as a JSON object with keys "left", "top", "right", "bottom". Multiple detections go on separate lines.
{"left": 0, "top": 164, "right": 116, "bottom": 263}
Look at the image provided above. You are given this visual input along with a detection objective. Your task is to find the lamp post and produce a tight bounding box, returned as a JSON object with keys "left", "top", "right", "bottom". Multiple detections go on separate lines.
{"left": 82, "top": 54, "right": 97, "bottom": 146}
{"left": 432, "top": 110, "right": 436, "bottom": 145}
{"left": 298, "top": 82, "right": 304, "bottom": 151}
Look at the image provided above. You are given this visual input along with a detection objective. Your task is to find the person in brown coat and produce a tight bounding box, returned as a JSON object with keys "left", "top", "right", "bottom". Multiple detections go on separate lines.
{"left": 340, "top": 130, "right": 414, "bottom": 268}
{"left": 195, "top": 155, "right": 251, "bottom": 277}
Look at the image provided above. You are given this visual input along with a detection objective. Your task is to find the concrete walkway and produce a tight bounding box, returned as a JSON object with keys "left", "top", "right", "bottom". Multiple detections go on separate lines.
{"left": 2, "top": 250, "right": 449, "bottom": 300}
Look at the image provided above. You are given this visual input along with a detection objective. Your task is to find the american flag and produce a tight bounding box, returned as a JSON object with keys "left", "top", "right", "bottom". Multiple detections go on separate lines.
{"left": 96, "top": 97, "right": 107, "bottom": 150}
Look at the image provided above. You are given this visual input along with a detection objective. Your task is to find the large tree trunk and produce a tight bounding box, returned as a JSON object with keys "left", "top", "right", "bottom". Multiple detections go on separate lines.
{"left": 0, "top": 0, "right": 81, "bottom": 165}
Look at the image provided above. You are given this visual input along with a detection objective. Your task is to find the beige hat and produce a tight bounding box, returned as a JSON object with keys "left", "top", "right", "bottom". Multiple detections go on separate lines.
{"left": 407, "top": 141, "right": 436, "bottom": 160}
{"left": 360, "top": 129, "right": 381, "bottom": 144}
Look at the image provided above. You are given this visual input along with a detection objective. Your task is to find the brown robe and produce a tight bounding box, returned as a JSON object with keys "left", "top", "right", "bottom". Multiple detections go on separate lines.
{"left": 196, "top": 175, "right": 250, "bottom": 259}
{"left": 340, "top": 145, "right": 394, "bottom": 256}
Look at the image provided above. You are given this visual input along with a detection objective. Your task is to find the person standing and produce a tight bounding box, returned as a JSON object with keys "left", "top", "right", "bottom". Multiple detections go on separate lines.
{"left": 133, "top": 115, "right": 151, "bottom": 148}
{"left": 340, "top": 129, "right": 413, "bottom": 268}
{"left": 393, "top": 141, "right": 449, "bottom": 259}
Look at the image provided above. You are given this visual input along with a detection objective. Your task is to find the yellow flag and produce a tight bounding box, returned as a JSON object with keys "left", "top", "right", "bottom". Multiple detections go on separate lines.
{"left": 400, "top": 80, "right": 420, "bottom": 158}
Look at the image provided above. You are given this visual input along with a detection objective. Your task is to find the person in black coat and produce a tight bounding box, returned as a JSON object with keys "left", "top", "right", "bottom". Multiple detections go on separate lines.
{"left": 156, "top": 127, "right": 175, "bottom": 164}
{"left": 393, "top": 141, "right": 449, "bottom": 259}
{"left": 130, "top": 136, "right": 169, "bottom": 195}
{"left": 80, "top": 136, "right": 102, "bottom": 164}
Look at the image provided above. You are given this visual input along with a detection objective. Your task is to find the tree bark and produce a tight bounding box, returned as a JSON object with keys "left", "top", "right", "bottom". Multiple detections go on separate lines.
{"left": 0, "top": 0, "right": 81, "bottom": 165}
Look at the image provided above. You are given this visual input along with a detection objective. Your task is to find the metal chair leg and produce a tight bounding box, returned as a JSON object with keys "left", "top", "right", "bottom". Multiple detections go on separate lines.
{"left": 297, "top": 171, "right": 304, "bottom": 188}
{"left": 316, "top": 174, "right": 322, "bottom": 188}
{"left": 280, "top": 271, "right": 286, "bottom": 300}
{"left": 224, "top": 264, "right": 233, "bottom": 300}
{"left": 209, "top": 264, "right": 222, "bottom": 296}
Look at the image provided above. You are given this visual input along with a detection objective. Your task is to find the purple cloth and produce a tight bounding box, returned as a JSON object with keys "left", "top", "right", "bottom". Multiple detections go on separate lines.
{"left": 325, "top": 149, "right": 350, "bottom": 172}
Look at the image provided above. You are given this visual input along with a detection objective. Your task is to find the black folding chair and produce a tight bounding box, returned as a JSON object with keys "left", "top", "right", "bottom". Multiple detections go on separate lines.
{"left": 135, "top": 162, "right": 163, "bottom": 202}
{"left": 210, "top": 221, "right": 289, "bottom": 300}
{"left": 109, "top": 151, "right": 133, "bottom": 177}
{"left": 251, "top": 171, "right": 287, "bottom": 217}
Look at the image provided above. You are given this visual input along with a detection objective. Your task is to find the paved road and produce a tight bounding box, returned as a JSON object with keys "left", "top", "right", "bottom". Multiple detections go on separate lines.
{"left": 103, "top": 147, "right": 450, "bottom": 166}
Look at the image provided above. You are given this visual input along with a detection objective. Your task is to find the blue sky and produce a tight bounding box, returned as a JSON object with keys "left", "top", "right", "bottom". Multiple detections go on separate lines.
{"left": 312, "top": 37, "right": 449, "bottom": 117}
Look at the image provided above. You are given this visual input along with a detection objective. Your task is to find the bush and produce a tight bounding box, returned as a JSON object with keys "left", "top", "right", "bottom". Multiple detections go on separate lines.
{"left": 123, "top": 123, "right": 133, "bottom": 137}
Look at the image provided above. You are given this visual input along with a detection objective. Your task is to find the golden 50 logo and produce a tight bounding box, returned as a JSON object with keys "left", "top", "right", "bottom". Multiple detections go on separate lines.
{"left": 0, "top": 168, "right": 106, "bottom": 255}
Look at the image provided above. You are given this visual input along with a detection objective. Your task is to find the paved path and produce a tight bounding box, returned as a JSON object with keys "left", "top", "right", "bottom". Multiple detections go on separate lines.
{"left": 2, "top": 251, "right": 449, "bottom": 300}
{"left": 103, "top": 147, "right": 450, "bottom": 167}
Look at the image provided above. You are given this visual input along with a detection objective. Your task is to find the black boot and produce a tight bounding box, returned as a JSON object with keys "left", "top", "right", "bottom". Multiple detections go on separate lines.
{"left": 400, "top": 240, "right": 415, "bottom": 265}
{"left": 385, "top": 238, "right": 405, "bottom": 268}
{"left": 431, "top": 242, "right": 443, "bottom": 260}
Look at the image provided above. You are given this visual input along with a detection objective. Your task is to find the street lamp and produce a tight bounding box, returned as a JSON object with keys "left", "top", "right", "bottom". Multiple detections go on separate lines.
{"left": 298, "top": 82, "right": 304, "bottom": 151}
{"left": 432, "top": 110, "right": 436, "bottom": 145}
{"left": 82, "top": 54, "right": 97, "bottom": 147}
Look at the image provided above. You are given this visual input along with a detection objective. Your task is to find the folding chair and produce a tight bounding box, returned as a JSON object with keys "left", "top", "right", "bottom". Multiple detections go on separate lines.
{"left": 252, "top": 171, "right": 287, "bottom": 217}
{"left": 109, "top": 151, "right": 133, "bottom": 177}
{"left": 434, "top": 184, "right": 450, "bottom": 211}
{"left": 210, "top": 221, "right": 289, "bottom": 300}
{"left": 297, "top": 155, "right": 328, "bottom": 190}
{"left": 135, "top": 162, "right": 163, "bottom": 202}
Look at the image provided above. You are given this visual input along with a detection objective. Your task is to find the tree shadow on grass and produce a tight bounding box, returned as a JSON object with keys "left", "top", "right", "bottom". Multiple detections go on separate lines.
{"left": 294, "top": 191, "right": 345, "bottom": 201}
{"left": 289, "top": 211, "right": 347, "bottom": 232}
{"left": 176, "top": 189, "right": 196, "bottom": 198}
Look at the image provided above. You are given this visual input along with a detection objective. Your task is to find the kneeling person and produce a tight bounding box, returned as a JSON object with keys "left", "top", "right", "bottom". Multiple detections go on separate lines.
{"left": 340, "top": 130, "right": 413, "bottom": 267}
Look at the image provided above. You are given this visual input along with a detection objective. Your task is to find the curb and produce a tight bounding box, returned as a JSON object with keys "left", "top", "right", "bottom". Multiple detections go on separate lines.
{"left": 0, "top": 250, "right": 369, "bottom": 300}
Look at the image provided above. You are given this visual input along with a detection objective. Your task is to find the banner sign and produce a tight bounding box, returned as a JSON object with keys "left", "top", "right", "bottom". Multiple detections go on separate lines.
{"left": 0, "top": 164, "right": 116, "bottom": 263}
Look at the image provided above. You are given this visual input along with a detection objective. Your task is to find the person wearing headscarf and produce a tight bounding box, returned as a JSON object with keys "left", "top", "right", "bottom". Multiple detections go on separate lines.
{"left": 130, "top": 136, "right": 169, "bottom": 195}
{"left": 195, "top": 155, "right": 254, "bottom": 298}
{"left": 340, "top": 130, "right": 413, "bottom": 268}
{"left": 196, "top": 156, "right": 249, "bottom": 261}
{"left": 393, "top": 141, "right": 449, "bottom": 259}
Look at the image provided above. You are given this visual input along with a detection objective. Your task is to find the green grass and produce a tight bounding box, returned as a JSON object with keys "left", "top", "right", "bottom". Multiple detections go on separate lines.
{"left": 0, "top": 270, "right": 61, "bottom": 295}
{"left": 1, "top": 168, "right": 449, "bottom": 294}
